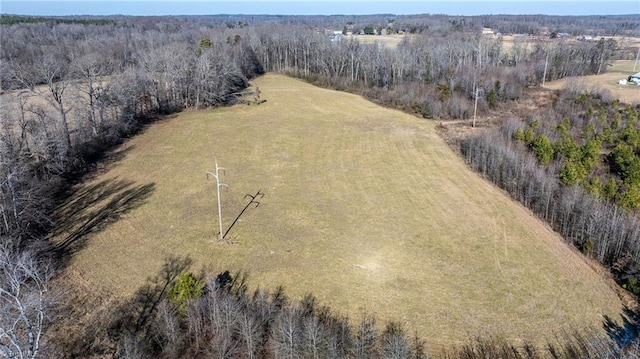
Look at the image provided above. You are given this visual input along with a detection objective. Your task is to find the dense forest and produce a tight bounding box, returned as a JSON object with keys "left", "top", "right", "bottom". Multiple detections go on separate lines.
{"left": 0, "top": 13, "right": 639, "bottom": 358}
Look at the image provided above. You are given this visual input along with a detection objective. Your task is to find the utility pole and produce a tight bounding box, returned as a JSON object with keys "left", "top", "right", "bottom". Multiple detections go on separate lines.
{"left": 473, "top": 86, "right": 478, "bottom": 128}
{"left": 206, "top": 159, "right": 227, "bottom": 241}
{"left": 542, "top": 49, "right": 550, "bottom": 87}
{"left": 634, "top": 46, "right": 639, "bottom": 72}
{"left": 473, "top": 85, "right": 483, "bottom": 128}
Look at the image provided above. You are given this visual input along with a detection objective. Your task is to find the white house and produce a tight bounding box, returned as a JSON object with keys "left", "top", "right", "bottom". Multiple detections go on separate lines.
{"left": 330, "top": 31, "right": 343, "bottom": 42}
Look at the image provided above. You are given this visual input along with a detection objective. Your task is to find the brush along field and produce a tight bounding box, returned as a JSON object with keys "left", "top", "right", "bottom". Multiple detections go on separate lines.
{"left": 57, "top": 73, "right": 624, "bottom": 349}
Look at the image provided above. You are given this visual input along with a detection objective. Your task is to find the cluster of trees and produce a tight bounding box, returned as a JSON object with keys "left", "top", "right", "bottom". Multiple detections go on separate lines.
{"left": 471, "top": 14, "right": 639, "bottom": 37}
{"left": 246, "top": 25, "right": 619, "bottom": 120}
{"left": 111, "top": 269, "right": 428, "bottom": 359}
{"left": 51, "top": 261, "right": 640, "bottom": 359}
{"left": 461, "top": 89, "right": 640, "bottom": 296}
{"left": 0, "top": 14, "right": 116, "bottom": 25}
{"left": 0, "top": 246, "right": 54, "bottom": 359}
{"left": 512, "top": 90, "right": 640, "bottom": 211}
{"left": 1, "top": 14, "right": 623, "bottom": 122}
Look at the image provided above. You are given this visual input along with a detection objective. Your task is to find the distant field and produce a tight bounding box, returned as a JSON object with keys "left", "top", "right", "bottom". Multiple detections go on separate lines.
{"left": 543, "top": 65, "right": 640, "bottom": 105}
{"left": 609, "top": 59, "right": 640, "bottom": 73}
{"left": 499, "top": 34, "right": 535, "bottom": 52}
{"left": 57, "top": 73, "right": 624, "bottom": 350}
{"left": 346, "top": 34, "right": 408, "bottom": 47}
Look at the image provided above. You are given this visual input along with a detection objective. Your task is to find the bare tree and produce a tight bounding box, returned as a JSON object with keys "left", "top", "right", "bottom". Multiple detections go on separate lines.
{"left": 302, "top": 315, "right": 327, "bottom": 359}
{"left": 355, "top": 313, "right": 378, "bottom": 359}
{"left": 194, "top": 49, "right": 215, "bottom": 109}
{"left": 510, "top": 36, "right": 527, "bottom": 68}
{"left": 35, "top": 54, "right": 73, "bottom": 150}
{"left": 237, "top": 311, "right": 261, "bottom": 359}
{"left": 72, "top": 52, "right": 112, "bottom": 136}
{"left": 154, "top": 299, "right": 183, "bottom": 357}
{"left": 272, "top": 306, "right": 302, "bottom": 359}
{"left": 0, "top": 247, "right": 54, "bottom": 359}
{"left": 380, "top": 322, "right": 411, "bottom": 359}
{"left": 0, "top": 129, "right": 53, "bottom": 246}
{"left": 10, "top": 51, "right": 73, "bottom": 151}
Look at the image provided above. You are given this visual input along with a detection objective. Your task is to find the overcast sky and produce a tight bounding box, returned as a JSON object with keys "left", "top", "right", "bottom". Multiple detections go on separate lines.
{"left": 1, "top": 0, "right": 639, "bottom": 17}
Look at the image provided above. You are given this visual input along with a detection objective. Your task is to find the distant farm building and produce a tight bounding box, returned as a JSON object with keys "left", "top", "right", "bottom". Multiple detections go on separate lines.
{"left": 577, "top": 35, "right": 595, "bottom": 42}
{"left": 482, "top": 27, "right": 494, "bottom": 35}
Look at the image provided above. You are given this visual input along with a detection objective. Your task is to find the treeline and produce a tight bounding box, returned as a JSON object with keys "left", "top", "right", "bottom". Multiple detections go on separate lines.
{"left": 472, "top": 14, "right": 639, "bottom": 37}
{"left": 0, "top": 14, "right": 116, "bottom": 26}
{"left": 1, "top": 16, "right": 621, "bottom": 121}
{"left": 200, "top": 13, "right": 639, "bottom": 37}
{"left": 246, "top": 25, "right": 618, "bottom": 120}
{"left": 461, "top": 89, "right": 640, "bottom": 295}
{"left": 52, "top": 261, "right": 640, "bottom": 359}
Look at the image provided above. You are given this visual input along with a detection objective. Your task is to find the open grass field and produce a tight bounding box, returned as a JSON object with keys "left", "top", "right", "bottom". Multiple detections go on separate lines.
{"left": 609, "top": 59, "right": 640, "bottom": 73}
{"left": 55, "top": 73, "right": 624, "bottom": 350}
{"left": 543, "top": 68, "right": 640, "bottom": 105}
{"left": 346, "top": 33, "right": 408, "bottom": 47}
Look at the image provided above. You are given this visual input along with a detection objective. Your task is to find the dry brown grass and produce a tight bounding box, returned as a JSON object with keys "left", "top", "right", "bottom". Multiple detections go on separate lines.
{"left": 345, "top": 34, "right": 409, "bottom": 48}
{"left": 56, "top": 74, "right": 624, "bottom": 350}
{"left": 499, "top": 34, "right": 535, "bottom": 52}
{"left": 0, "top": 79, "right": 104, "bottom": 133}
{"left": 543, "top": 69, "right": 640, "bottom": 105}
{"left": 609, "top": 59, "right": 640, "bottom": 73}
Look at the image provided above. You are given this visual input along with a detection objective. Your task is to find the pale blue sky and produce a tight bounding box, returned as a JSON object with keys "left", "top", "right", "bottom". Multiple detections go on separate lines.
{"left": 1, "top": 0, "right": 639, "bottom": 16}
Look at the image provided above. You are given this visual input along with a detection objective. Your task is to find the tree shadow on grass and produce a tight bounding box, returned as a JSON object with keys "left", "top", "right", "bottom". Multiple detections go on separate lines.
{"left": 73, "top": 144, "right": 136, "bottom": 182}
{"left": 603, "top": 306, "right": 639, "bottom": 353}
{"left": 109, "top": 255, "right": 192, "bottom": 336}
{"left": 107, "top": 255, "right": 191, "bottom": 357}
{"left": 56, "top": 255, "right": 192, "bottom": 358}
{"left": 47, "top": 177, "right": 155, "bottom": 265}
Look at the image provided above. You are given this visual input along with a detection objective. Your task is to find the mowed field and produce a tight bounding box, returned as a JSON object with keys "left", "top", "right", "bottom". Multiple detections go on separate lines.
{"left": 345, "top": 33, "right": 409, "bottom": 47}
{"left": 543, "top": 60, "right": 640, "bottom": 105}
{"left": 56, "top": 74, "right": 624, "bottom": 349}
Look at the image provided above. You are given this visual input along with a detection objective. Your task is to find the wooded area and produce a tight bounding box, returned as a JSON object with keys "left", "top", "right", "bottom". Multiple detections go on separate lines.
{"left": 1, "top": 13, "right": 639, "bottom": 358}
